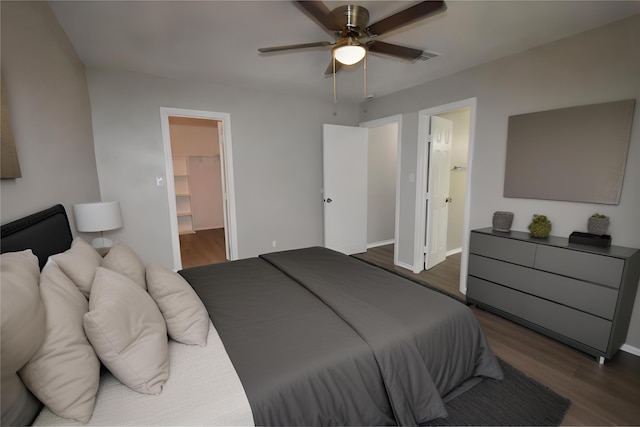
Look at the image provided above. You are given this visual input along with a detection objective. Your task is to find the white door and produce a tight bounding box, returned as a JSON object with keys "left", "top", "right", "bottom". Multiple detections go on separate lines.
{"left": 323, "top": 124, "right": 368, "bottom": 255}
{"left": 424, "top": 116, "right": 453, "bottom": 269}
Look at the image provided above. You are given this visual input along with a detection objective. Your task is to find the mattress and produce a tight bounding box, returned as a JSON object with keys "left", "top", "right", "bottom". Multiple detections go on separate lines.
{"left": 33, "top": 320, "right": 254, "bottom": 426}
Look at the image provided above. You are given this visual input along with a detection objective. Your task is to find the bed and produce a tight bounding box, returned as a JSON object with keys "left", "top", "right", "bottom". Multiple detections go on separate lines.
{"left": 1, "top": 204, "right": 503, "bottom": 426}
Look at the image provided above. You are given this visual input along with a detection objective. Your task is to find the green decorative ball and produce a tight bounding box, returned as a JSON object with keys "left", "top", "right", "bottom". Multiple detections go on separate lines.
{"left": 528, "top": 214, "right": 552, "bottom": 238}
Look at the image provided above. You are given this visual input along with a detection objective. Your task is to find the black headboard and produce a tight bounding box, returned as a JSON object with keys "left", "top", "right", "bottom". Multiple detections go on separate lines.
{"left": 1, "top": 204, "right": 73, "bottom": 269}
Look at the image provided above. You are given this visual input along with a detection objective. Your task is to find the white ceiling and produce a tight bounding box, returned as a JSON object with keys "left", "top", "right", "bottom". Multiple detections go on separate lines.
{"left": 49, "top": 1, "right": 640, "bottom": 103}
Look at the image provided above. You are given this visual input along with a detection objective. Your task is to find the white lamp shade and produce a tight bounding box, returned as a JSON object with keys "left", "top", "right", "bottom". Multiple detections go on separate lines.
{"left": 73, "top": 202, "right": 123, "bottom": 232}
{"left": 334, "top": 45, "right": 366, "bottom": 65}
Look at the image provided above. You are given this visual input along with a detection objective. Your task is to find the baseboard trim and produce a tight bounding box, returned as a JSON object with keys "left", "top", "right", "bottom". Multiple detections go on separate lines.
{"left": 446, "top": 247, "right": 462, "bottom": 257}
{"left": 367, "top": 239, "right": 395, "bottom": 249}
{"left": 621, "top": 343, "right": 640, "bottom": 357}
{"left": 395, "top": 260, "right": 414, "bottom": 271}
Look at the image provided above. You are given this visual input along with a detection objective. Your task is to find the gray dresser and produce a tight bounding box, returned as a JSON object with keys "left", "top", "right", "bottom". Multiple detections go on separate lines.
{"left": 467, "top": 228, "right": 640, "bottom": 363}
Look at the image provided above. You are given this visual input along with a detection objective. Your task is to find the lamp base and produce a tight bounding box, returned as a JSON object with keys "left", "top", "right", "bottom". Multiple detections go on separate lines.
{"left": 91, "top": 236, "right": 115, "bottom": 249}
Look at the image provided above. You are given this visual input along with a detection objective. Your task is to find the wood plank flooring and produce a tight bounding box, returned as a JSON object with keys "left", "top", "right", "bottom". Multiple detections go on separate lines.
{"left": 357, "top": 244, "right": 640, "bottom": 426}
{"left": 353, "top": 244, "right": 464, "bottom": 300}
{"left": 475, "top": 308, "right": 640, "bottom": 425}
{"left": 181, "top": 238, "right": 640, "bottom": 425}
{"left": 179, "top": 228, "right": 227, "bottom": 268}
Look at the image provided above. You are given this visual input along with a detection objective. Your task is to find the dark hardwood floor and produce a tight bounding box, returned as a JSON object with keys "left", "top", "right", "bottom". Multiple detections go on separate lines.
{"left": 179, "top": 228, "right": 227, "bottom": 268}
{"left": 180, "top": 238, "right": 640, "bottom": 425}
{"left": 356, "top": 244, "right": 640, "bottom": 426}
{"left": 353, "top": 244, "right": 464, "bottom": 300}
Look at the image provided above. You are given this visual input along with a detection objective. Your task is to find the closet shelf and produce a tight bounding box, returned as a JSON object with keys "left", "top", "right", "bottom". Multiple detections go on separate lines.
{"left": 173, "top": 155, "right": 194, "bottom": 234}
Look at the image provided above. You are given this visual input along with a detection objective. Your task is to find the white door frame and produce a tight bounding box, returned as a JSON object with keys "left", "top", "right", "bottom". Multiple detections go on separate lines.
{"left": 160, "top": 107, "right": 239, "bottom": 270}
{"left": 415, "top": 98, "right": 477, "bottom": 294}
{"left": 360, "top": 114, "right": 403, "bottom": 267}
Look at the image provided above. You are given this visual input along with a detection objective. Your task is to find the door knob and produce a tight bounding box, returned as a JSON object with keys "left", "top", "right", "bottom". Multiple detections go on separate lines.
{"left": 445, "top": 197, "right": 452, "bottom": 203}
{"left": 325, "top": 198, "right": 333, "bottom": 203}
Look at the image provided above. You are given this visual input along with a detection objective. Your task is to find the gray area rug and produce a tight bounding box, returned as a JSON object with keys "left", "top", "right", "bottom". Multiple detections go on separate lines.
{"left": 423, "top": 358, "right": 571, "bottom": 426}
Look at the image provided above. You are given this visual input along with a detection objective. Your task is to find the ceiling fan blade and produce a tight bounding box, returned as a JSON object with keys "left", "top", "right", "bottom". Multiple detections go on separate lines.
{"left": 295, "top": 1, "right": 342, "bottom": 34}
{"left": 364, "top": 0, "right": 447, "bottom": 38}
{"left": 366, "top": 41, "right": 424, "bottom": 61}
{"left": 258, "top": 41, "right": 333, "bottom": 53}
{"left": 324, "top": 60, "right": 344, "bottom": 76}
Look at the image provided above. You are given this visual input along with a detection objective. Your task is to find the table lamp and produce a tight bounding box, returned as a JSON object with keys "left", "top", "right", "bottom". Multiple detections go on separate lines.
{"left": 73, "top": 201, "right": 123, "bottom": 248}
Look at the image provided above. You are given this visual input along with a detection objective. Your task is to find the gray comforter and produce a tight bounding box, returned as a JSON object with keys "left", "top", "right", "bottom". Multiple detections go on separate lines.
{"left": 181, "top": 247, "right": 502, "bottom": 426}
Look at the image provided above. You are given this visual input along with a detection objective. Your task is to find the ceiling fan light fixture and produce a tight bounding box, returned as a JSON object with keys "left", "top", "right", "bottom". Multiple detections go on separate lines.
{"left": 333, "top": 38, "right": 366, "bottom": 65}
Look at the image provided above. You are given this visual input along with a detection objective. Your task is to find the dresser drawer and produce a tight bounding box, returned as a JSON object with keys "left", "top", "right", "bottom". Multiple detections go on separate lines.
{"left": 470, "top": 232, "right": 536, "bottom": 267}
{"left": 522, "top": 295, "right": 612, "bottom": 351}
{"left": 467, "top": 276, "right": 524, "bottom": 317}
{"left": 469, "top": 255, "right": 618, "bottom": 320}
{"left": 534, "top": 245, "right": 624, "bottom": 288}
{"left": 468, "top": 228, "right": 640, "bottom": 360}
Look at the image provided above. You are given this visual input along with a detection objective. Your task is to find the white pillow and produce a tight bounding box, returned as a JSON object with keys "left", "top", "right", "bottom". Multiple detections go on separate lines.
{"left": 19, "top": 261, "right": 100, "bottom": 423}
{"left": 51, "top": 237, "right": 103, "bottom": 298}
{"left": 146, "top": 263, "right": 210, "bottom": 346}
{"left": 101, "top": 241, "right": 147, "bottom": 290}
{"left": 0, "top": 250, "right": 45, "bottom": 423}
{"left": 84, "top": 267, "right": 169, "bottom": 394}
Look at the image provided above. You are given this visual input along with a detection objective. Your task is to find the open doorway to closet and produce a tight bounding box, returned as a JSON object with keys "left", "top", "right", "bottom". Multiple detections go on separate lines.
{"left": 359, "top": 115, "right": 402, "bottom": 264}
{"left": 169, "top": 117, "right": 226, "bottom": 268}
{"left": 415, "top": 98, "right": 476, "bottom": 296}
{"left": 160, "top": 107, "right": 238, "bottom": 271}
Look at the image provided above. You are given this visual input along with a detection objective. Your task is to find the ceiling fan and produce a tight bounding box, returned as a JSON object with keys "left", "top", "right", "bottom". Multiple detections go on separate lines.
{"left": 258, "top": 0, "right": 447, "bottom": 75}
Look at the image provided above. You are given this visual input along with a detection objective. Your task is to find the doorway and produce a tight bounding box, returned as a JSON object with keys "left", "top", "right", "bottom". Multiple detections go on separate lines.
{"left": 360, "top": 115, "right": 402, "bottom": 265}
{"left": 415, "top": 98, "right": 476, "bottom": 294}
{"left": 322, "top": 116, "right": 401, "bottom": 258}
{"left": 160, "top": 107, "right": 238, "bottom": 270}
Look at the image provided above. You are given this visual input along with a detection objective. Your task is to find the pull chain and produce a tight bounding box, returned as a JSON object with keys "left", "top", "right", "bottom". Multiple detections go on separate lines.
{"left": 333, "top": 56, "right": 337, "bottom": 104}
{"left": 363, "top": 54, "right": 367, "bottom": 98}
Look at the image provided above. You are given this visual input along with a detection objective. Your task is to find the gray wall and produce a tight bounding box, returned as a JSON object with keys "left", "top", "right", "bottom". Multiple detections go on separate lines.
{"left": 367, "top": 123, "right": 398, "bottom": 245}
{"left": 360, "top": 14, "right": 640, "bottom": 350}
{"left": 86, "top": 69, "right": 360, "bottom": 266}
{"left": 0, "top": 2, "right": 100, "bottom": 228}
